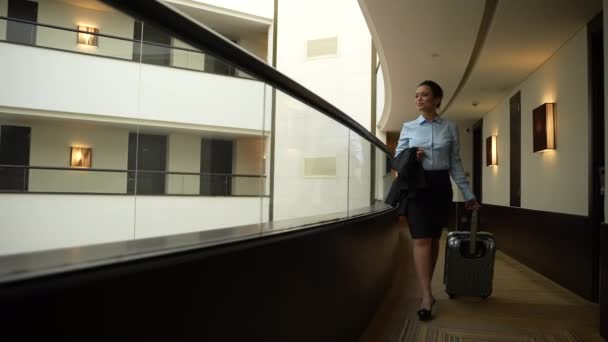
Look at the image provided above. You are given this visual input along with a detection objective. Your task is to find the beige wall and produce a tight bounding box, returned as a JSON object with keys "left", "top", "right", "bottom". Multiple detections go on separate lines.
{"left": 482, "top": 26, "right": 589, "bottom": 216}
{"left": 27, "top": 120, "right": 130, "bottom": 193}
{"left": 166, "top": 133, "right": 201, "bottom": 195}
{"left": 0, "top": 0, "right": 7, "bottom": 41}
{"left": 239, "top": 31, "right": 268, "bottom": 61}
{"left": 233, "top": 137, "right": 265, "bottom": 195}
{"left": 482, "top": 100, "right": 510, "bottom": 206}
{"left": 237, "top": 32, "right": 268, "bottom": 78}
{"left": 36, "top": 0, "right": 134, "bottom": 60}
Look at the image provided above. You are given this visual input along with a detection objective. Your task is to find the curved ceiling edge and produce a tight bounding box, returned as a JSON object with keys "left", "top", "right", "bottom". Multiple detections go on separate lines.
{"left": 356, "top": 0, "right": 393, "bottom": 133}
{"left": 441, "top": 0, "right": 499, "bottom": 117}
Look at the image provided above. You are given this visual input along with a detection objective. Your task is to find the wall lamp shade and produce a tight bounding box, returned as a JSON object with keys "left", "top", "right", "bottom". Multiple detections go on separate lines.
{"left": 486, "top": 135, "right": 498, "bottom": 166}
{"left": 533, "top": 103, "right": 556, "bottom": 152}
{"left": 77, "top": 26, "right": 99, "bottom": 46}
{"left": 70, "top": 147, "right": 92, "bottom": 168}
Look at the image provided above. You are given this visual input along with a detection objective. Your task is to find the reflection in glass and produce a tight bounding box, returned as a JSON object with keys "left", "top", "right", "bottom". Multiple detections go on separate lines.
{"left": 272, "top": 90, "right": 350, "bottom": 221}
{"left": 348, "top": 131, "right": 372, "bottom": 215}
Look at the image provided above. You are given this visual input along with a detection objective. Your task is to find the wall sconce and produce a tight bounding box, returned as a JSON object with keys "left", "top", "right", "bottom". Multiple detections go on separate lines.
{"left": 77, "top": 25, "right": 99, "bottom": 47}
{"left": 486, "top": 135, "right": 498, "bottom": 166}
{"left": 533, "top": 103, "right": 556, "bottom": 152}
{"left": 70, "top": 147, "right": 92, "bottom": 168}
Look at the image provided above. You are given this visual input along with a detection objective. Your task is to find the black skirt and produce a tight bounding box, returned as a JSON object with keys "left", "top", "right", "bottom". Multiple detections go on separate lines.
{"left": 407, "top": 170, "right": 453, "bottom": 239}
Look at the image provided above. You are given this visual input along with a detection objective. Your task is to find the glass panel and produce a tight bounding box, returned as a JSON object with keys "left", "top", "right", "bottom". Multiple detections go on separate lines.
{"left": 0, "top": 117, "right": 138, "bottom": 256}
{"left": 166, "top": 174, "right": 200, "bottom": 195}
{"left": 0, "top": 0, "right": 390, "bottom": 277}
{"left": 0, "top": 14, "right": 254, "bottom": 79}
{"left": 133, "top": 27, "right": 267, "bottom": 238}
{"left": 140, "top": 41, "right": 171, "bottom": 66}
{"left": 232, "top": 175, "right": 266, "bottom": 196}
{"left": 272, "top": 90, "right": 350, "bottom": 223}
{"left": 33, "top": 22, "right": 135, "bottom": 60}
{"left": 6, "top": 20, "right": 36, "bottom": 45}
{"left": 348, "top": 131, "right": 372, "bottom": 216}
{"left": 26, "top": 169, "right": 127, "bottom": 194}
{"left": 171, "top": 38, "right": 205, "bottom": 72}
{"left": 375, "top": 146, "right": 394, "bottom": 204}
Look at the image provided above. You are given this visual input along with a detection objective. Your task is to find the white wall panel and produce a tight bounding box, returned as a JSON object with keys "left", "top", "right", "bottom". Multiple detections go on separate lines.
{"left": 0, "top": 43, "right": 267, "bottom": 131}
{"left": 482, "top": 27, "right": 589, "bottom": 215}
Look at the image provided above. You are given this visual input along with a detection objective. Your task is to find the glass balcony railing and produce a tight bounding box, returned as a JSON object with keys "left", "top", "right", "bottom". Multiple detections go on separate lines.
{"left": 0, "top": 165, "right": 266, "bottom": 196}
{"left": 0, "top": 0, "right": 394, "bottom": 282}
{"left": 0, "top": 16, "right": 251, "bottom": 79}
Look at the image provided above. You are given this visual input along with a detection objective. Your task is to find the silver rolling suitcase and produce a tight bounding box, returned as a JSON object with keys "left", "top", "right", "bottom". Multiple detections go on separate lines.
{"left": 443, "top": 209, "right": 496, "bottom": 299}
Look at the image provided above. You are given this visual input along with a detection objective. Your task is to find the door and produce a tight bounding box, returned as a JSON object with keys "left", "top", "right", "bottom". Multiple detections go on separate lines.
{"left": 200, "top": 139, "right": 233, "bottom": 196}
{"left": 588, "top": 12, "right": 606, "bottom": 337}
{"left": 472, "top": 120, "right": 483, "bottom": 202}
{"left": 127, "top": 133, "right": 167, "bottom": 195}
{"left": 510, "top": 91, "right": 521, "bottom": 207}
{"left": 7, "top": 0, "right": 38, "bottom": 45}
{"left": 0, "top": 125, "right": 31, "bottom": 191}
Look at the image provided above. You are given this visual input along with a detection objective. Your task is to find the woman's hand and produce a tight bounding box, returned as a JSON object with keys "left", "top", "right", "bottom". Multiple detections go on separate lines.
{"left": 465, "top": 198, "right": 480, "bottom": 211}
{"left": 416, "top": 148, "right": 424, "bottom": 162}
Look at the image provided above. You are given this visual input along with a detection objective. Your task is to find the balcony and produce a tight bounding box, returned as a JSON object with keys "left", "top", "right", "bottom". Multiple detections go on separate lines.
{"left": 0, "top": 11, "right": 270, "bottom": 133}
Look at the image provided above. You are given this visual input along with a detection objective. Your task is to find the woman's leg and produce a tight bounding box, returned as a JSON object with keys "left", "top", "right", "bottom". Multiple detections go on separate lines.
{"left": 413, "top": 238, "right": 434, "bottom": 308}
{"left": 430, "top": 238, "right": 440, "bottom": 279}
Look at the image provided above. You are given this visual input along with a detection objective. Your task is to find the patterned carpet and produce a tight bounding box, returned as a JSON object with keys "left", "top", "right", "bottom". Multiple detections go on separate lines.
{"left": 398, "top": 318, "right": 583, "bottom": 342}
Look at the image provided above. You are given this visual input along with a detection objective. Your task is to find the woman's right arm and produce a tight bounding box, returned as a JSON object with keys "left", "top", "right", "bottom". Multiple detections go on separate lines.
{"left": 394, "top": 125, "right": 409, "bottom": 158}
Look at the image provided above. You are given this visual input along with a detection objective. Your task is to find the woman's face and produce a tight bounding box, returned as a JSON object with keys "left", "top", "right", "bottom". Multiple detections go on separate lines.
{"left": 415, "top": 85, "right": 441, "bottom": 113}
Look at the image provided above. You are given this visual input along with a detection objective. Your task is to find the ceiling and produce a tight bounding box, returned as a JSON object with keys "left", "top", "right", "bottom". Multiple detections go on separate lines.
{"left": 58, "top": 0, "right": 115, "bottom": 12}
{"left": 359, "top": 0, "right": 602, "bottom": 132}
{"left": 163, "top": 0, "right": 271, "bottom": 41}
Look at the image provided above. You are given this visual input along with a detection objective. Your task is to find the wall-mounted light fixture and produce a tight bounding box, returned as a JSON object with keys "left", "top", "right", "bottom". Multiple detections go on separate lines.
{"left": 533, "top": 103, "right": 556, "bottom": 152}
{"left": 486, "top": 135, "right": 497, "bottom": 166}
{"left": 77, "top": 25, "right": 99, "bottom": 47}
{"left": 70, "top": 147, "right": 92, "bottom": 168}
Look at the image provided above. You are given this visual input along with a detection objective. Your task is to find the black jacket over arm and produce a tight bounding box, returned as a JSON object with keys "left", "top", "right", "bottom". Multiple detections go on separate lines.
{"left": 384, "top": 147, "right": 427, "bottom": 215}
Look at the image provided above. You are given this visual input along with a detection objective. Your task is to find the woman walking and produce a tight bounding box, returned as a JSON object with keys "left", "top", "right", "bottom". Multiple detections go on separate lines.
{"left": 394, "top": 80, "right": 479, "bottom": 321}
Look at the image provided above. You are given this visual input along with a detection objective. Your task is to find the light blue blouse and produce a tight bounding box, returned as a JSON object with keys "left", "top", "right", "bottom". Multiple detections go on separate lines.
{"left": 395, "top": 115, "right": 475, "bottom": 201}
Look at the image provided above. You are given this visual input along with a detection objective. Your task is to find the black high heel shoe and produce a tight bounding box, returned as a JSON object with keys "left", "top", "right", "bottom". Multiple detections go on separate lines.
{"left": 417, "top": 298, "right": 436, "bottom": 321}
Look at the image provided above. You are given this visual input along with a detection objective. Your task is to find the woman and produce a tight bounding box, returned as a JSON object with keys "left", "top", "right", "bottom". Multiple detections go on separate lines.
{"left": 394, "top": 80, "right": 479, "bottom": 321}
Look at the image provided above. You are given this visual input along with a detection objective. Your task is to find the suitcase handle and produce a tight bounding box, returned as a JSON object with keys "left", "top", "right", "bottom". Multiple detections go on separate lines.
{"left": 469, "top": 210, "right": 480, "bottom": 255}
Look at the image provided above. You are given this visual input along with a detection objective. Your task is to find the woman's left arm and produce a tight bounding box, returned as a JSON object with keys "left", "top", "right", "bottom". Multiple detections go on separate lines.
{"left": 448, "top": 122, "right": 476, "bottom": 202}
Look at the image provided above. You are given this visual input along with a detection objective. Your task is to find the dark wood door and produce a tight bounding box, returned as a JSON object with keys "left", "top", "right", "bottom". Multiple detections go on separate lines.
{"left": 127, "top": 133, "right": 167, "bottom": 195}
{"left": 472, "top": 120, "right": 483, "bottom": 202}
{"left": 602, "top": 224, "right": 608, "bottom": 339}
{"left": 588, "top": 12, "right": 606, "bottom": 337}
{"left": 7, "top": 0, "right": 38, "bottom": 45}
{"left": 200, "top": 139, "right": 234, "bottom": 196}
{"left": 0, "top": 125, "right": 31, "bottom": 191}
{"left": 510, "top": 91, "right": 521, "bottom": 207}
